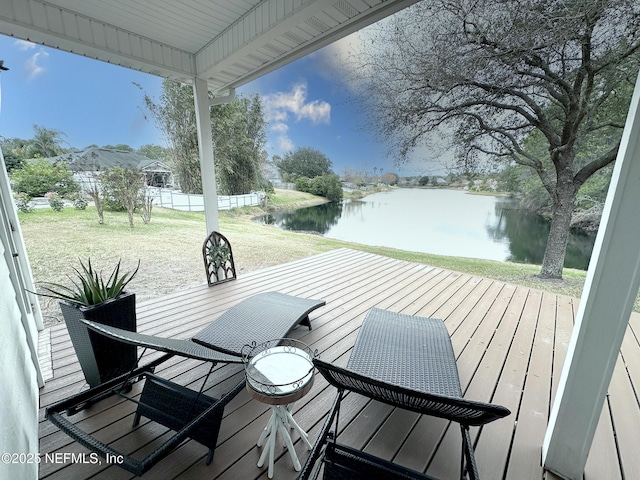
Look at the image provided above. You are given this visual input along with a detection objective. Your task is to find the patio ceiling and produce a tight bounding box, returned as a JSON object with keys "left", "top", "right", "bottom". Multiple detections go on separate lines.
{"left": 0, "top": 0, "right": 419, "bottom": 93}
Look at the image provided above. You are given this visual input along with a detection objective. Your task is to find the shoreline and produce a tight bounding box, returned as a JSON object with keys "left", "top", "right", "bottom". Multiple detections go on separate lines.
{"left": 20, "top": 191, "right": 629, "bottom": 329}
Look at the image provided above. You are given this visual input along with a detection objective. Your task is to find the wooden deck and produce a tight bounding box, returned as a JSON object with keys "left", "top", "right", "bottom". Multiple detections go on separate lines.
{"left": 38, "top": 248, "right": 640, "bottom": 480}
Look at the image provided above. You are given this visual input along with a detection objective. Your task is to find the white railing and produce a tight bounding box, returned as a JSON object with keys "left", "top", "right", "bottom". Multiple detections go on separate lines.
{"left": 146, "top": 187, "right": 265, "bottom": 211}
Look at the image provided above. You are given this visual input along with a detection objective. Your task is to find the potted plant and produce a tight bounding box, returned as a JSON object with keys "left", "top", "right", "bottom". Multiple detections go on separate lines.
{"left": 37, "top": 259, "right": 140, "bottom": 387}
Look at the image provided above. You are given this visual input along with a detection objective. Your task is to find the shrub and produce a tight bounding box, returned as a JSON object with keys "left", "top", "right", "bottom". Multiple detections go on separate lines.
{"left": 295, "top": 174, "right": 343, "bottom": 202}
{"left": 72, "top": 193, "right": 89, "bottom": 210}
{"left": 14, "top": 192, "right": 33, "bottom": 213}
{"left": 102, "top": 197, "right": 127, "bottom": 212}
{"left": 295, "top": 177, "right": 311, "bottom": 192}
{"left": 45, "top": 191, "right": 64, "bottom": 212}
{"left": 322, "top": 174, "right": 344, "bottom": 202}
{"left": 10, "top": 159, "right": 79, "bottom": 197}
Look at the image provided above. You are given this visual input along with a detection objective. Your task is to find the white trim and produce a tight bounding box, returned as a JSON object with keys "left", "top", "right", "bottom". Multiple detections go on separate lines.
{"left": 0, "top": 150, "right": 44, "bottom": 387}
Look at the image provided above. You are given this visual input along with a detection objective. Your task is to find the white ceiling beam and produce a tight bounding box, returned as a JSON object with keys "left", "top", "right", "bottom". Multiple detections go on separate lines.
{"left": 196, "top": 0, "right": 420, "bottom": 91}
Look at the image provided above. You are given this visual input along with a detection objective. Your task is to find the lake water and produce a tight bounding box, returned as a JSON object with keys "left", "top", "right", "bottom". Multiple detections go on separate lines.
{"left": 259, "top": 188, "right": 596, "bottom": 270}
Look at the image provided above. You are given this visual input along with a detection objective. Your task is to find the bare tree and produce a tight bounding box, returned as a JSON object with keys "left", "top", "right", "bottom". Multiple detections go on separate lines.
{"left": 101, "top": 167, "right": 145, "bottom": 228}
{"left": 85, "top": 173, "right": 105, "bottom": 225}
{"left": 72, "top": 151, "right": 105, "bottom": 224}
{"left": 355, "top": 0, "right": 640, "bottom": 278}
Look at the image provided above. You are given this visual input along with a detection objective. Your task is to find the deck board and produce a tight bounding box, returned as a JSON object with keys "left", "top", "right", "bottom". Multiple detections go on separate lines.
{"left": 504, "top": 291, "right": 553, "bottom": 480}
{"left": 473, "top": 300, "right": 535, "bottom": 479}
{"left": 37, "top": 248, "right": 640, "bottom": 480}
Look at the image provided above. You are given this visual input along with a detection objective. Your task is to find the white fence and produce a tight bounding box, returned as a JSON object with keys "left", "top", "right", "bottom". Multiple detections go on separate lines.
{"left": 146, "top": 187, "right": 265, "bottom": 211}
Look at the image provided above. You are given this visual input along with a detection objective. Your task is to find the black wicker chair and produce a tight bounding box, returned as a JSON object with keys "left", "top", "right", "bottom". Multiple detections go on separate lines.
{"left": 202, "top": 230, "right": 236, "bottom": 286}
{"left": 45, "top": 292, "right": 325, "bottom": 477}
{"left": 299, "top": 308, "right": 511, "bottom": 480}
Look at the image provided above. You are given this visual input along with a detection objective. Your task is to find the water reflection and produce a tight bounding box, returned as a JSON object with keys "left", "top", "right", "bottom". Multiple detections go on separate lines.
{"left": 490, "top": 201, "right": 595, "bottom": 269}
{"left": 262, "top": 201, "right": 343, "bottom": 234}
{"left": 258, "top": 189, "right": 596, "bottom": 270}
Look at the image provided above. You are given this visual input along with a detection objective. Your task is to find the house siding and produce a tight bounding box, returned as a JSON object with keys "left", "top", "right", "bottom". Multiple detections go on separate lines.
{"left": 0, "top": 240, "right": 39, "bottom": 480}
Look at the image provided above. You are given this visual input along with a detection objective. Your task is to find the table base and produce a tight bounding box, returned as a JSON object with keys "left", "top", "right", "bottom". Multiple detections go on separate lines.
{"left": 257, "top": 404, "right": 312, "bottom": 478}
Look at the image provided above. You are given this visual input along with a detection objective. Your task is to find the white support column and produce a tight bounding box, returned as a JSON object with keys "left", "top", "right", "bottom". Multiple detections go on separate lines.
{"left": 542, "top": 72, "right": 640, "bottom": 479}
{"left": 193, "top": 77, "right": 219, "bottom": 233}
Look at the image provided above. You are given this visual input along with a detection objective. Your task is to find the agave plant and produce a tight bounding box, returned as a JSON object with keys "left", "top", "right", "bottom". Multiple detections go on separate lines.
{"left": 37, "top": 258, "right": 140, "bottom": 307}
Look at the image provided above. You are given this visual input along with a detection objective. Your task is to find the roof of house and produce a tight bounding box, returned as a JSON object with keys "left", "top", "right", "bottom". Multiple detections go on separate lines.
{"left": 49, "top": 148, "right": 171, "bottom": 173}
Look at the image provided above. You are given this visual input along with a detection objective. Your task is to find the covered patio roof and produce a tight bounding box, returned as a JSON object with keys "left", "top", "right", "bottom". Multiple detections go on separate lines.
{"left": 0, "top": 0, "right": 418, "bottom": 93}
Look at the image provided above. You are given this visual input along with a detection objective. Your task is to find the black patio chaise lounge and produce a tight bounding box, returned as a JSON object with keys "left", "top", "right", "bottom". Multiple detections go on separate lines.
{"left": 45, "top": 291, "right": 325, "bottom": 477}
{"left": 300, "top": 307, "right": 511, "bottom": 480}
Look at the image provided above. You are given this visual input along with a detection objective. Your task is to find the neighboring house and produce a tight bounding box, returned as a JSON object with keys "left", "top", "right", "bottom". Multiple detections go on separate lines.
{"left": 48, "top": 147, "right": 173, "bottom": 190}
{"left": 262, "top": 160, "right": 282, "bottom": 186}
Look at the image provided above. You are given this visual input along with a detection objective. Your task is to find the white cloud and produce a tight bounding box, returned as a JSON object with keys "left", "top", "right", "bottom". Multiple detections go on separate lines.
{"left": 263, "top": 82, "right": 330, "bottom": 124}
{"left": 271, "top": 122, "right": 289, "bottom": 133}
{"left": 25, "top": 49, "right": 49, "bottom": 80}
{"left": 14, "top": 39, "right": 49, "bottom": 79}
{"left": 278, "top": 136, "right": 294, "bottom": 152}
{"left": 262, "top": 82, "right": 331, "bottom": 154}
{"left": 14, "top": 39, "right": 36, "bottom": 50}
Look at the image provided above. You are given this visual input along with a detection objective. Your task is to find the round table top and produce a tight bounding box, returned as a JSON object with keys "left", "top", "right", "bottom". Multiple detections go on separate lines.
{"left": 245, "top": 345, "right": 314, "bottom": 405}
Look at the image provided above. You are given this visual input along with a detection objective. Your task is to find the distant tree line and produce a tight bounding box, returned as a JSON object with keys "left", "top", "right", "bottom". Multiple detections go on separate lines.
{"left": 341, "top": 166, "right": 398, "bottom": 187}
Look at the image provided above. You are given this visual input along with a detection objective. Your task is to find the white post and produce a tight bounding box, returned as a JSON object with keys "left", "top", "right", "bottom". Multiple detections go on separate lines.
{"left": 193, "top": 77, "right": 219, "bottom": 233}
{"left": 542, "top": 71, "right": 640, "bottom": 479}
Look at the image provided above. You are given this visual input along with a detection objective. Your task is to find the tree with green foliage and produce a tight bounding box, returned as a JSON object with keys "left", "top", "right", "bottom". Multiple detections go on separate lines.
{"left": 276, "top": 147, "right": 334, "bottom": 181}
{"left": 10, "top": 158, "right": 79, "bottom": 197}
{"left": 101, "top": 144, "right": 134, "bottom": 152}
{"left": 211, "top": 95, "right": 268, "bottom": 195}
{"left": 295, "top": 174, "right": 343, "bottom": 201}
{"left": 136, "top": 144, "right": 170, "bottom": 161}
{"left": 0, "top": 137, "right": 29, "bottom": 171}
{"left": 141, "top": 81, "right": 268, "bottom": 195}
{"left": 355, "top": 0, "right": 640, "bottom": 278}
{"left": 101, "top": 167, "right": 145, "bottom": 228}
{"left": 23, "top": 125, "right": 69, "bottom": 159}
{"left": 141, "top": 80, "right": 201, "bottom": 193}
{"left": 2, "top": 125, "right": 68, "bottom": 170}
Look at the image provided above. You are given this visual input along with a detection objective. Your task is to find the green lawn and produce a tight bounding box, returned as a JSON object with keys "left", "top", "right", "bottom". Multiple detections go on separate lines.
{"left": 21, "top": 188, "right": 624, "bottom": 325}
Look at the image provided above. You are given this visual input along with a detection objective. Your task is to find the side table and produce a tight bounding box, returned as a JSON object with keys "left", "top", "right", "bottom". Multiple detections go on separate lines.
{"left": 243, "top": 339, "right": 315, "bottom": 478}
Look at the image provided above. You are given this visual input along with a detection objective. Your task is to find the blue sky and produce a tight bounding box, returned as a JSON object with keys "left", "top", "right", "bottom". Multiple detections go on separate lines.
{"left": 0, "top": 32, "right": 441, "bottom": 177}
